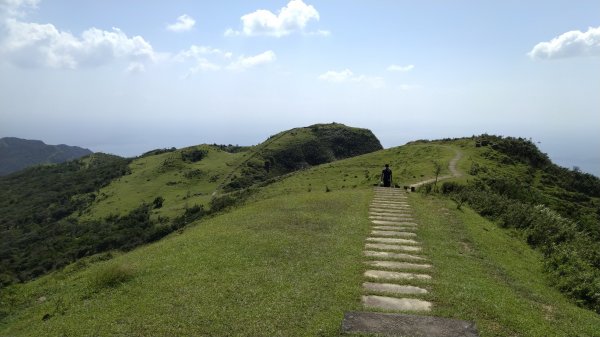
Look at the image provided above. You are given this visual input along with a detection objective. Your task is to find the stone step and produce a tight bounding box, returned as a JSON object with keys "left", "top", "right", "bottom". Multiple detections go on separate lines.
{"left": 366, "top": 261, "right": 431, "bottom": 270}
{"left": 374, "top": 191, "right": 406, "bottom": 195}
{"left": 364, "top": 270, "right": 431, "bottom": 281}
{"left": 365, "top": 243, "right": 422, "bottom": 252}
{"left": 370, "top": 216, "right": 415, "bottom": 222}
{"left": 362, "top": 295, "right": 432, "bottom": 312}
{"left": 371, "top": 230, "right": 417, "bottom": 237}
{"left": 370, "top": 201, "right": 410, "bottom": 206}
{"left": 370, "top": 212, "right": 413, "bottom": 217}
{"left": 373, "top": 199, "right": 407, "bottom": 203}
{"left": 372, "top": 220, "right": 418, "bottom": 226}
{"left": 370, "top": 209, "right": 412, "bottom": 214}
{"left": 342, "top": 312, "right": 480, "bottom": 336}
{"left": 364, "top": 250, "right": 427, "bottom": 261}
{"left": 367, "top": 237, "right": 419, "bottom": 245}
{"left": 373, "top": 195, "right": 406, "bottom": 199}
{"left": 363, "top": 282, "right": 428, "bottom": 295}
{"left": 372, "top": 226, "right": 418, "bottom": 232}
{"left": 370, "top": 204, "right": 411, "bottom": 210}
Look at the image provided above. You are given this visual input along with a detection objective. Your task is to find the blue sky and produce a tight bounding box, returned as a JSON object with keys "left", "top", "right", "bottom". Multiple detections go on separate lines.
{"left": 1, "top": 0, "right": 599, "bottom": 175}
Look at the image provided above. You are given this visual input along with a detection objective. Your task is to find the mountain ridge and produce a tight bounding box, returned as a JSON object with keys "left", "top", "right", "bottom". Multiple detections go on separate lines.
{"left": 0, "top": 137, "right": 93, "bottom": 176}
{"left": 2, "top": 129, "right": 600, "bottom": 336}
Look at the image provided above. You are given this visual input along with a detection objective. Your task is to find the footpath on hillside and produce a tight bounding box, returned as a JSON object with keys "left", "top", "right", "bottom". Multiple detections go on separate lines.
{"left": 342, "top": 148, "right": 480, "bottom": 337}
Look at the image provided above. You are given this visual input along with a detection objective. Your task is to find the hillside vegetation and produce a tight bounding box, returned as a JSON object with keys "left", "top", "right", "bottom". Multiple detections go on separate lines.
{"left": 0, "top": 137, "right": 92, "bottom": 176}
{"left": 2, "top": 132, "right": 600, "bottom": 336}
{"left": 0, "top": 123, "right": 381, "bottom": 287}
{"left": 418, "top": 136, "right": 600, "bottom": 313}
{"left": 220, "top": 123, "right": 382, "bottom": 192}
{"left": 0, "top": 139, "right": 600, "bottom": 337}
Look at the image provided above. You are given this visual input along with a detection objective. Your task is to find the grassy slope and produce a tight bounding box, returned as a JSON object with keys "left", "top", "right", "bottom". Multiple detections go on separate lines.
{"left": 82, "top": 145, "right": 248, "bottom": 220}
{"left": 412, "top": 193, "right": 600, "bottom": 336}
{"left": 3, "top": 142, "right": 599, "bottom": 336}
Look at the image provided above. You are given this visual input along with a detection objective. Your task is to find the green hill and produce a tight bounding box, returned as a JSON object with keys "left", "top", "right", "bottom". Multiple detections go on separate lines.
{"left": 0, "top": 137, "right": 93, "bottom": 176}
{"left": 1, "top": 134, "right": 600, "bottom": 336}
{"left": 0, "top": 123, "right": 382, "bottom": 287}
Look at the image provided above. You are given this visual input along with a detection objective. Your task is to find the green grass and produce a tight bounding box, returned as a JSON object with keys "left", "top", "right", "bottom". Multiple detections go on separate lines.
{"left": 1, "top": 189, "right": 371, "bottom": 336}
{"left": 411, "top": 193, "right": 600, "bottom": 337}
{"left": 4, "top": 140, "right": 598, "bottom": 336}
{"left": 82, "top": 145, "right": 248, "bottom": 220}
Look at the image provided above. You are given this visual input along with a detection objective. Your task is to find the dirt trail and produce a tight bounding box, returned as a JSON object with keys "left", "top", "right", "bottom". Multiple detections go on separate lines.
{"left": 410, "top": 147, "right": 463, "bottom": 188}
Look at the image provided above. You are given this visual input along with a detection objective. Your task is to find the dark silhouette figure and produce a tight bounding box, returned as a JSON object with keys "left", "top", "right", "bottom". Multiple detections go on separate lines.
{"left": 381, "top": 164, "right": 393, "bottom": 187}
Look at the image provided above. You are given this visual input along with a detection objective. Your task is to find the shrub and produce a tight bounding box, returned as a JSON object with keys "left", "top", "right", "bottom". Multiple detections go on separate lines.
{"left": 181, "top": 149, "right": 208, "bottom": 163}
{"left": 91, "top": 263, "right": 135, "bottom": 289}
{"left": 152, "top": 196, "right": 164, "bottom": 209}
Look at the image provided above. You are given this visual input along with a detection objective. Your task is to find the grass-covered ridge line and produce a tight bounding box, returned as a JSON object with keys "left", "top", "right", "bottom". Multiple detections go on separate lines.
{"left": 220, "top": 122, "right": 382, "bottom": 192}
{"left": 411, "top": 193, "right": 600, "bottom": 336}
{"left": 1, "top": 189, "right": 372, "bottom": 336}
{"left": 420, "top": 135, "right": 600, "bottom": 313}
{"left": 0, "top": 123, "right": 382, "bottom": 288}
{"left": 3, "top": 134, "right": 600, "bottom": 336}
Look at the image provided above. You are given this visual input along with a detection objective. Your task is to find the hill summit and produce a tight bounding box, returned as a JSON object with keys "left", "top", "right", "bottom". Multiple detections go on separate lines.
{"left": 0, "top": 137, "right": 92, "bottom": 176}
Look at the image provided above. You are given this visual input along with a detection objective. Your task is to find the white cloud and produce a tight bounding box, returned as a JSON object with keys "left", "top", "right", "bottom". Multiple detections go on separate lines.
{"left": 126, "top": 62, "right": 145, "bottom": 74}
{"left": 175, "top": 45, "right": 230, "bottom": 76}
{"left": 1, "top": 19, "right": 156, "bottom": 69}
{"left": 175, "top": 46, "right": 274, "bottom": 76}
{"left": 318, "top": 69, "right": 385, "bottom": 88}
{"left": 387, "top": 64, "right": 414, "bottom": 72}
{"left": 227, "top": 50, "right": 276, "bottom": 71}
{"left": 166, "top": 14, "right": 195, "bottom": 32}
{"left": 225, "top": 0, "right": 321, "bottom": 37}
{"left": 528, "top": 26, "right": 600, "bottom": 60}
{"left": 0, "top": 0, "right": 39, "bottom": 18}
{"left": 318, "top": 69, "right": 353, "bottom": 82}
{"left": 175, "top": 45, "right": 230, "bottom": 61}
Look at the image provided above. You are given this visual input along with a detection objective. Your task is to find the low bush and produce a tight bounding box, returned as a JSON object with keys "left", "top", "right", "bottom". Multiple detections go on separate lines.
{"left": 91, "top": 263, "right": 135, "bottom": 289}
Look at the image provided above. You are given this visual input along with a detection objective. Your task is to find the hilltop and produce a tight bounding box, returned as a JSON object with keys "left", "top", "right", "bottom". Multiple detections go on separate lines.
{"left": 0, "top": 137, "right": 92, "bottom": 176}
{"left": 0, "top": 123, "right": 381, "bottom": 286}
{"left": 1, "top": 131, "right": 600, "bottom": 336}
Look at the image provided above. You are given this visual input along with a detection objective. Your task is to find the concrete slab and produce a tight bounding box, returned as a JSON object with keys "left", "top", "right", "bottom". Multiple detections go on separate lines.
{"left": 370, "top": 216, "right": 415, "bottom": 222}
{"left": 370, "top": 206, "right": 411, "bottom": 211}
{"left": 364, "top": 270, "right": 431, "bottom": 281}
{"left": 371, "top": 230, "right": 417, "bottom": 237}
{"left": 371, "top": 200, "right": 409, "bottom": 205}
{"left": 370, "top": 202, "right": 410, "bottom": 206}
{"left": 362, "top": 295, "right": 432, "bottom": 312}
{"left": 370, "top": 212, "right": 413, "bottom": 217}
{"left": 369, "top": 211, "right": 412, "bottom": 219}
{"left": 365, "top": 243, "right": 422, "bottom": 252}
{"left": 372, "top": 226, "right": 417, "bottom": 232}
{"left": 370, "top": 209, "right": 412, "bottom": 214}
{"left": 342, "top": 311, "right": 480, "bottom": 337}
{"left": 367, "top": 237, "right": 419, "bottom": 245}
{"left": 363, "top": 282, "right": 428, "bottom": 295}
{"left": 364, "top": 250, "right": 427, "bottom": 261}
{"left": 366, "top": 261, "right": 431, "bottom": 270}
{"left": 371, "top": 219, "right": 417, "bottom": 227}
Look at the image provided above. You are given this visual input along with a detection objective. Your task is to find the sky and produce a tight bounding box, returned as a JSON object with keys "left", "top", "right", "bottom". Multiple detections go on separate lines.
{"left": 0, "top": 0, "right": 599, "bottom": 175}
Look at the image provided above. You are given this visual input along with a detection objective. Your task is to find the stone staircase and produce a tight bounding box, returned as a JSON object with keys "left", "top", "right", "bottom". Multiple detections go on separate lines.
{"left": 361, "top": 187, "right": 433, "bottom": 312}
{"left": 341, "top": 187, "right": 479, "bottom": 336}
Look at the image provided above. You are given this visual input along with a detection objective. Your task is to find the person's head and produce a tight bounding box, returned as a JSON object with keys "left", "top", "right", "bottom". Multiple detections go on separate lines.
{"left": 385, "top": 164, "right": 389, "bottom": 168}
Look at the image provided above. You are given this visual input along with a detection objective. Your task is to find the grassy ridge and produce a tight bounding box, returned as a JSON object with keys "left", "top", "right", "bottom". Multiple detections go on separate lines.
{"left": 3, "top": 140, "right": 599, "bottom": 336}
{"left": 411, "top": 193, "right": 600, "bottom": 336}
{"left": 82, "top": 145, "right": 246, "bottom": 221}
{"left": 1, "top": 189, "right": 371, "bottom": 336}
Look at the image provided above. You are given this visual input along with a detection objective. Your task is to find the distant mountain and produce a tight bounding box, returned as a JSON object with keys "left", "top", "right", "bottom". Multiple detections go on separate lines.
{"left": 0, "top": 137, "right": 93, "bottom": 175}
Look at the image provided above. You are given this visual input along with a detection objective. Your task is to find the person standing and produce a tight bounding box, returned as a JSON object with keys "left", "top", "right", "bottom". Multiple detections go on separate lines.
{"left": 380, "top": 164, "right": 393, "bottom": 187}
